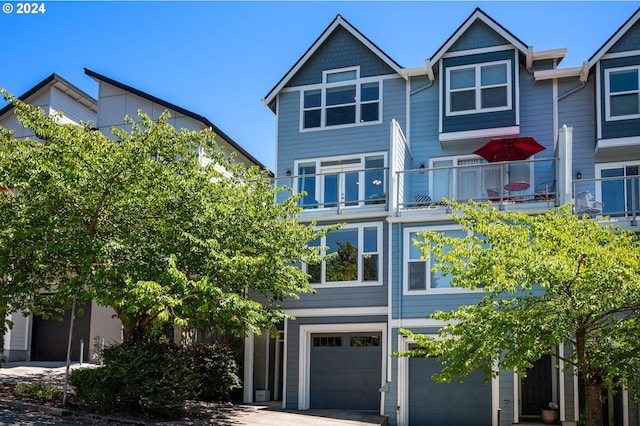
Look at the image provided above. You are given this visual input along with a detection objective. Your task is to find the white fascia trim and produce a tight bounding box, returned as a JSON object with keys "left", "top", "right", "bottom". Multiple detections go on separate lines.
{"left": 298, "top": 322, "right": 388, "bottom": 410}
{"left": 430, "top": 11, "right": 527, "bottom": 65}
{"left": 596, "top": 136, "right": 640, "bottom": 153}
{"left": 401, "top": 66, "right": 428, "bottom": 78}
{"left": 532, "top": 48, "right": 567, "bottom": 62}
{"left": 588, "top": 9, "right": 640, "bottom": 69}
{"left": 391, "top": 318, "right": 448, "bottom": 329}
{"left": 439, "top": 125, "right": 519, "bottom": 143}
{"left": 441, "top": 44, "right": 514, "bottom": 59}
{"left": 284, "top": 306, "right": 388, "bottom": 318}
{"left": 600, "top": 50, "right": 640, "bottom": 61}
{"left": 534, "top": 66, "right": 583, "bottom": 81}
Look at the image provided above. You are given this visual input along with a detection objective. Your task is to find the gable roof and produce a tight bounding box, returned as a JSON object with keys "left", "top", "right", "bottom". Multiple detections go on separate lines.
{"left": 84, "top": 68, "right": 267, "bottom": 171}
{"left": 427, "top": 7, "right": 528, "bottom": 72}
{"left": 262, "top": 14, "right": 404, "bottom": 112}
{"left": 0, "top": 73, "right": 97, "bottom": 120}
{"left": 588, "top": 6, "right": 640, "bottom": 69}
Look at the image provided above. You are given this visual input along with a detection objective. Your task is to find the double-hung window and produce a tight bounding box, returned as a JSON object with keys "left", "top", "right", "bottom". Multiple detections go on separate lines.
{"left": 295, "top": 153, "right": 386, "bottom": 209}
{"left": 605, "top": 66, "right": 640, "bottom": 121}
{"left": 404, "top": 226, "right": 474, "bottom": 294}
{"left": 302, "top": 67, "right": 380, "bottom": 130}
{"left": 305, "top": 223, "right": 382, "bottom": 287}
{"left": 446, "top": 60, "right": 511, "bottom": 115}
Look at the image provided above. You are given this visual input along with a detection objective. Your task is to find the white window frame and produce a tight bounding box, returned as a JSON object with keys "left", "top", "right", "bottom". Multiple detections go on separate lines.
{"left": 595, "top": 160, "right": 640, "bottom": 211}
{"left": 403, "top": 225, "right": 477, "bottom": 295}
{"left": 294, "top": 152, "right": 387, "bottom": 210}
{"left": 304, "top": 222, "right": 383, "bottom": 288}
{"left": 445, "top": 59, "right": 512, "bottom": 116}
{"left": 300, "top": 66, "right": 382, "bottom": 131}
{"left": 604, "top": 65, "right": 640, "bottom": 121}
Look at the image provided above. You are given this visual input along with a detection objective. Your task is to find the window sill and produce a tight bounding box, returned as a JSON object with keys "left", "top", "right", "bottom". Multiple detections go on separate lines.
{"left": 439, "top": 125, "right": 519, "bottom": 144}
{"left": 312, "top": 281, "right": 383, "bottom": 289}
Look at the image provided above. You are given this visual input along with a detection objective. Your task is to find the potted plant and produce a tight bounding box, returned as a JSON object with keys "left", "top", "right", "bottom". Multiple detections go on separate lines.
{"left": 541, "top": 402, "right": 560, "bottom": 424}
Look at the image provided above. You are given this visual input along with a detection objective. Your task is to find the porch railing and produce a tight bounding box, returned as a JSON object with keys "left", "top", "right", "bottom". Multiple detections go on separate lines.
{"left": 572, "top": 175, "right": 639, "bottom": 224}
{"left": 273, "top": 166, "right": 389, "bottom": 214}
{"left": 395, "top": 157, "right": 559, "bottom": 213}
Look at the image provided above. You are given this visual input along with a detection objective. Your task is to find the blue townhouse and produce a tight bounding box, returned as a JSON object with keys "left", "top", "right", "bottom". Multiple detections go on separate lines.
{"left": 248, "top": 6, "right": 640, "bottom": 426}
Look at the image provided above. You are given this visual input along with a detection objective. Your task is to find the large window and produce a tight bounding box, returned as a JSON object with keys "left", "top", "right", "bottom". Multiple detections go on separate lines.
{"left": 446, "top": 60, "right": 511, "bottom": 116}
{"left": 404, "top": 226, "right": 475, "bottom": 294}
{"left": 302, "top": 67, "right": 380, "bottom": 130}
{"left": 305, "top": 223, "right": 382, "bottom": 287}
{"left": 597, "top": 162, "right": 640, "bottom": 216}
{"left": 295, "top": 153, "right": 386, "bottom": 209}
{"left": 605, "top": 66, "right": 640, "bottom": 121}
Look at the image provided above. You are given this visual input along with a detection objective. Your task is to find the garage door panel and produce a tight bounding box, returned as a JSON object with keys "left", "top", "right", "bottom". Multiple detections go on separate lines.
{"left": 310, "top": 332, "right": 382, "bottom": 410}
{"left": 409, "top": 357, "right": 491, "bottom": 426}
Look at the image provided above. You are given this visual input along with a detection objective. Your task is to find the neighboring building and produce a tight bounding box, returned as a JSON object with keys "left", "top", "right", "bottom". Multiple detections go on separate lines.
{"left": 0, "top": 70, "right": 266, "bottom": 363}
{"left": 251, "top": 7, "right": 640, "bottom": 426}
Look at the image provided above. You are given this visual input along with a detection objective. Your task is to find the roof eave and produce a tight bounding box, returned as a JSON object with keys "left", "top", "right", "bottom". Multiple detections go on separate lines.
{"left": 588, "top": 6, "right": 640, "bottom": 69}
{"left": 263, "top": 14, "right": 404, "bottom": 108}
{"left": 0, "top": 73, "right": 97, "bottom": 120}
{"left": 84, "top": 68, "right": 269, "bottom": 171}
{"left": 429, "top": 8, "right": 529, "bottom": 66}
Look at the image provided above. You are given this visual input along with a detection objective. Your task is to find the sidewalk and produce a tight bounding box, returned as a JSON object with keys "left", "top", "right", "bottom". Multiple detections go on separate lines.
{"left": 1, "top": 362, "right": 388, "bottom": 425}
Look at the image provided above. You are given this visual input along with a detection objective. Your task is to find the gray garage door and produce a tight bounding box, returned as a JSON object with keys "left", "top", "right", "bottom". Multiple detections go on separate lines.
{"left": 310, "top": 332, "right": 382, "bottom": 410}
{"left": 409, "top": 356, "right": 491, "bottom": 426}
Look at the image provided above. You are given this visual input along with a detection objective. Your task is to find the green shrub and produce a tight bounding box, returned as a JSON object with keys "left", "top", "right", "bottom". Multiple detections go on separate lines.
{"left": 68, "top": 367, "right": 116, "bottom": 412}
{"left": 70, "top": 341, "right": 196, "bottom": 418}
{"left": 15, "top": 382, "right": 62, "bottom": 402}
{"left": 182, "top": 343, "right": 241, "bottom": 401}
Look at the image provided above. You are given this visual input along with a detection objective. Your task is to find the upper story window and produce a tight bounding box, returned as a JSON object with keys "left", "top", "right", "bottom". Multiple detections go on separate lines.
{"left": 295, "top": 153, "right": 386, "bottom": 209}
{"left": 404, "top": 226, "right": 479, "bottom": 294}
{"left": 605, "top": 66, "right": 640, "bottom": 121}
{"left": 302, "top": 67, "right": 381, "bottom": 130}
{"left": 446, "top": 60, "right": 511, "bottom": 116}
{"left": 305, "top": 223, "right": 382, "bottom": 287}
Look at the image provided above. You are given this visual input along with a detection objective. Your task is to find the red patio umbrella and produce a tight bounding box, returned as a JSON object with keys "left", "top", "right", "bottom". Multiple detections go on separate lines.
{"left": 473, "top": 136, "right": 545, "bottom": 162}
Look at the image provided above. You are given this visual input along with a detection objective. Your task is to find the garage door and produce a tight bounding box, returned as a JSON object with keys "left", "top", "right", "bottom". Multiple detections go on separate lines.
{"left": 310, "top": 332, "right": 382, "bottom": 410}
{"left": 409, "top": 357, "right": 491, "bottom": 426}
{"left": 31, "top": 301, "right": 91, "bottom": 361}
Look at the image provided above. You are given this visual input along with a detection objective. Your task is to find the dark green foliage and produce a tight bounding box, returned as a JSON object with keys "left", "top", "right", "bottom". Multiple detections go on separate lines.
{"left": 68, "top": 367, "right": 116, "bottom": 412}
{"left": 70, "top": 341, "right": 196, "bottom": 418}
{"left": 183, "top": 343, "right": 241, "bottom": 401}
{"left": 15, "top": 382, "right": 62, "bottom": 402}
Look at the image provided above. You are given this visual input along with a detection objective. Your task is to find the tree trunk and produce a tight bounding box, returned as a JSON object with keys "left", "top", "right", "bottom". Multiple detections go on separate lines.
{"left": 584, "top": 377, "right": 603, "bottom": 426}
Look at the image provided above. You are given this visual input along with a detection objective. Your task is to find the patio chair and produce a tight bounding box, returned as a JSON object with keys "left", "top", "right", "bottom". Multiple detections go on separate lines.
{"left": 415, "top": 194, "right": 432, "bottom": 207}
{"left": 575, "top": 190, "right": 603, "bottom": 216}
{"left": 487, "top": 189, "right": 501, "bottom": 201}
{"left": 535, "top": 180, "right": 556, "bottom": 200}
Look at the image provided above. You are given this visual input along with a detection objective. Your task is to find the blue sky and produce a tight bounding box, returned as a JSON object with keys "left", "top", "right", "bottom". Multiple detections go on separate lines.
{"left": 1, "top": 1, "right": 639, "bottom": 170}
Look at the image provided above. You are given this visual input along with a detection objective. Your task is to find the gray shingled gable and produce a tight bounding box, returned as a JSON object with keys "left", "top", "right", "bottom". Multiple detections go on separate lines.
{"left": 286, "top": 26, "right": 399, "bottom": 88}
{"left": 449, "top": 19, "right": 511, "bottom": 53}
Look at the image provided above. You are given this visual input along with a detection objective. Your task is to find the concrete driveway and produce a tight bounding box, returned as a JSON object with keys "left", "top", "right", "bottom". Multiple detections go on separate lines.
{"left": 1, "top": 362, "right": 387, "bottom": 425}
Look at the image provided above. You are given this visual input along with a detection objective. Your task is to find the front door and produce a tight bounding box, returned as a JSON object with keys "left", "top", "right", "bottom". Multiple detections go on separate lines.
{"left": 521, "top": 354, "right": 552, "bottom": 415}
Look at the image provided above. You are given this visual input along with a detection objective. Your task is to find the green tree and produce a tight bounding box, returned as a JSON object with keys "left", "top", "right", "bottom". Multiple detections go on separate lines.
{"left": 398, "top": 202, "right": 640, "bottom": 426}
{"left": 0, "top": 89, "right": 332, "bottom": 342}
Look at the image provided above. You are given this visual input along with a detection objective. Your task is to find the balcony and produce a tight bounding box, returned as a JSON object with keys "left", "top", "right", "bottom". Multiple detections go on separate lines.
{"left": 395, "top": 157, "right": 559, "bottom": 216}
{"left": 572, "top": 175, "right": 640, "bottom": 225}
{"left": 273, "top": 165, "right": 390, "bottom": 216}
